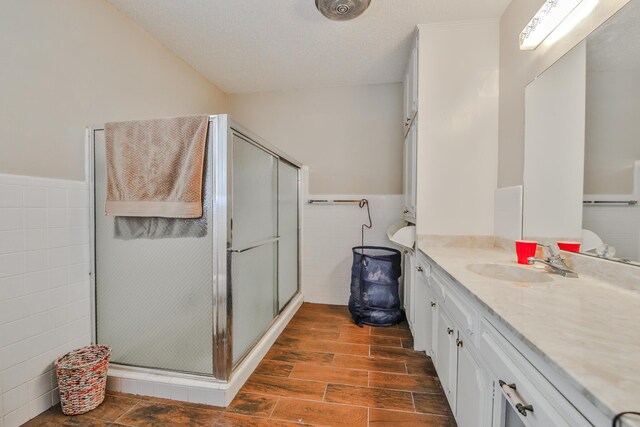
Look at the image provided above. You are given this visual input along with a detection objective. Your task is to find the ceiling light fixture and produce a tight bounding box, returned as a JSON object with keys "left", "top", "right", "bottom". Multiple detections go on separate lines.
{"left": 315, "top": 0, "right": 371, "bottom": 21}
{"left": 520, "top": 0, "right": 584, "bottom": 50}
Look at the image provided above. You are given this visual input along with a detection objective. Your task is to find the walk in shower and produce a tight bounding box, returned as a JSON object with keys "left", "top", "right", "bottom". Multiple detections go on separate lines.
{"left": 89, "top": 115, "right": 301, "bottom": 386}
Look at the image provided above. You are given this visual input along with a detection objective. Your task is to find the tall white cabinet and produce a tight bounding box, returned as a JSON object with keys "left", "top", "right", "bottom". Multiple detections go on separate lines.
{"left": 403, "top": 38, "right": 419, "bottom": 222}
{"left": 401, "top": 20, "right": 501, "bottom": 427}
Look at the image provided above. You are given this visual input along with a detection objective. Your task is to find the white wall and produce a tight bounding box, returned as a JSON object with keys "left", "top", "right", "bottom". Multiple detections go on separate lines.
{"left": 416, "top": 20, "right": 500, "bottom": 236}
{"left": 523, "top": 42, "right": 586, "bottom": 241}
{"left": 0, "top": 0, "right": 228, "bottom": 182}
{"left": 498, "top": 0, "right": 631, "bottom": 188}
{"left": 494, "top": 186, "right": 523, "bottom": 241}
{"left": 302, "top": 195, "right": 403, "bottom": 305}
{"left": 585, "top": 69, "right": 640, "bottom": 194}
{"left": 229, "top": 84, "right": 404, "bottom": 195}
{"left": 0, "top": 174, "right": 91, "bottom": 427}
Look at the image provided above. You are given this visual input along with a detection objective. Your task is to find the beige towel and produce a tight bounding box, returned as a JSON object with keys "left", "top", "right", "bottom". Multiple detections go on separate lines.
{"left": 105, "top": 115, "right": 209, "bottom": 218}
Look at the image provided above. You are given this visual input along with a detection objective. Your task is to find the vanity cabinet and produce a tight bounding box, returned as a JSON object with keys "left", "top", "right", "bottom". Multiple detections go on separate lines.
{"left": 412, "top": 257, "right": 432, "bottom": 352}
{"left": 403, "top": 250, "right": 416, "bottom": 330}
{"left": 457, "top": 331, "right": 491, "bottom": 427}
{"left": 412, "top": 251, "right": 595, "bottom": 427}
{"left": 435, "top": 307, "right": 457, "bottom": 409}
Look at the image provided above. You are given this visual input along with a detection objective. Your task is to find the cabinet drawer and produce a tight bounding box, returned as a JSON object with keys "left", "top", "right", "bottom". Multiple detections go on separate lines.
{"left": 480, "top": 320, "right": 591, "bottom": 427}
{"left": 443, "top": 287, "right": 477, "bottom": 340}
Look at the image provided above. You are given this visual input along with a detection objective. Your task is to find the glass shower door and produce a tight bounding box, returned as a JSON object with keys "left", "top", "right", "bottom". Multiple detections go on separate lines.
{"left": 230, "top": 133, "right": 278, "bottom": 364}
{"left": 94, "top": 129, "right": 214, "bottom": 375}
{"left": 278, "top": 160, "right": 299, "bottom": 310}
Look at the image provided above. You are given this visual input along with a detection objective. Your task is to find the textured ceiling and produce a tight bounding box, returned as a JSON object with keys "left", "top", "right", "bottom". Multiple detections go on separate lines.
{"left": 108, "top": 0, "right": 510, "bottom": 93}
{"left": 587, "top": 0, "right": 640, "bottom": 71}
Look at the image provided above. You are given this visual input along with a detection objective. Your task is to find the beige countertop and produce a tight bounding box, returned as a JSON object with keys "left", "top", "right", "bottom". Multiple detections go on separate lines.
{"left": 417, "top": 242, "right": 640, "bottom": 424}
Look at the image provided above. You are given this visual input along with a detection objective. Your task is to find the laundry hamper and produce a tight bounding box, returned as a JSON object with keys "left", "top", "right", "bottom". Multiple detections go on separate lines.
{"left": 349, "top": 246, "right": 403, "bottom": 326}
{"left": 55, "top": 345, "right": 111, "bottom": 415}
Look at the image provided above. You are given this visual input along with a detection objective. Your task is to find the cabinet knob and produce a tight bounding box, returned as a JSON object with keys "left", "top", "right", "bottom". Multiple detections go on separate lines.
{"left": 456, "top": 338, "right": 463, "bottom": 348}
{"left": 430, "top": 301, "right": 436, "bottom": 307}
{"left": 447, "top": 327, "right": 454, "bottom": 335}
{"left": 403, "top": 208, "right": 409, "bottom": 214}
{"left": 416, "top": 266, "right": 423, "bottom": 272}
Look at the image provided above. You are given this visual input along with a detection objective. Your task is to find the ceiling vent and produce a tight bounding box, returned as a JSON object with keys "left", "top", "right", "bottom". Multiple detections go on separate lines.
{"left": 315, "top": 0, "right": 371, "bottom": 21}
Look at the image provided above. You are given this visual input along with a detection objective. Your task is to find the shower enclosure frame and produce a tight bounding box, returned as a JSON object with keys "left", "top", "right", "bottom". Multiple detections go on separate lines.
{"left": 87, "top": 115, "right": 302, "bottom": 384}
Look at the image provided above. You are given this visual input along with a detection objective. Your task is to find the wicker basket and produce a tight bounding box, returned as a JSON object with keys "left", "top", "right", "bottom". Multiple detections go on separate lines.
{"left": 55, "top": 345, "right": 111, "bottom": 415}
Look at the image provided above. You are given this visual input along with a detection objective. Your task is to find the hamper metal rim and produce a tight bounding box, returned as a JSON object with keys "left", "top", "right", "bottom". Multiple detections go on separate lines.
{"left": 352, "top": 245, "right": 401, "bottom": 259}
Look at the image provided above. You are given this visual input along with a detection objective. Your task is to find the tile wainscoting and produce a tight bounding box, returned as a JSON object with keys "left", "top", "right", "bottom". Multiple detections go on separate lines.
{"left": 0, "top": 174, "right": 91, "bottom": 427}
{"left": 302, "top": 194, "right": 403, "bottom": 305}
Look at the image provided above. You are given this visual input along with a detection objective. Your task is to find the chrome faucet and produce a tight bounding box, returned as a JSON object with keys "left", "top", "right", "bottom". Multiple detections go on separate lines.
{"left": 527, "top": 244, "right": 578, "bottom": 278}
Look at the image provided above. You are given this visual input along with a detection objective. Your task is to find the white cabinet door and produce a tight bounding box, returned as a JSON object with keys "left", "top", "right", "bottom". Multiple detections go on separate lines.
{"left": 413, "top": 263, "right": 429, "bottom": 352}
{"left": 425, "top": 287, "right": 437, "bottom": 358}
{"left": 456, "top": 336, "right": 491, "bottom": 427}
{"left": 436, "top": 308, "right": 456, "bottom": 411}
{"left": 404, "top": 40, "right": 418, "bottom": 132}
{"left": 403, "top": 121, "right": 417, "bottom": 219}
{"left": 404, "top": 252, "right": 416, "bottom": 331}
{"left": 409, "top": 43, "right": 418, "bottom": 117}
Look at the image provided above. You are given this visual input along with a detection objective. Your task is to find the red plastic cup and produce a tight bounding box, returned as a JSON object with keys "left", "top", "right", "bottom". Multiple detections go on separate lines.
{"left": 515, "top": 240, "right": 538, "bottom": 265}
{"left": 557, "top": 241, "right": 581, "bottom": 253}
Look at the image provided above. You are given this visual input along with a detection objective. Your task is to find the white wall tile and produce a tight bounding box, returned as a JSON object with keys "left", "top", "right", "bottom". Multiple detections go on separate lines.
{"left": 24, "top": 251, "right": 47, "bottom": 273}
{"left": 67, "top": 245, "right": 89, "bottom": 265}
{"left": 23, "top": 188, "right": 47, "bottom": 208}
{"left": 46, "top": 189, "right": 67, "bottom": 209}
{"left": 24, "top": 209, "right": 47, "bottom": 230}
{"left": 3, "top": 405, "right": 28, "bottom": 427}
{"left": 137, "top": 381, "right": 154, "bottom": 397}
{"left": 46, "top": 209, "right": 66, "bottom": 228}
{"left": 120, "top": 379, "right": 138, "bottom": 395}
{"left": 2, "top": 384, "right": 28, "bottom": 414}
{"left": 0, "top": 185, "right": 23, "bottom": 208}
{"left": 0, "top": 231, "right": 24, "bottom": 255}
{"left": 67, "top": 209, "right": 89, "bottom": 227}
{"left": 302, "top": 194, "right": 403, "bottom": 305}
{"left": 67, "top": 190, "right": 88, "bottom": 209}
{"left": 46, "top": 248, "right": 67, "bottom": 269}
{"left": 68, "top": 264, "right": 88, "bottom": 284}
{"left": 0, "top": 276, "right": 23, "bottom": 301}
{"left": 28, "top": 392, "right": 51, "bottom": 419}
{"left": 25, "top": 230, "right": 47, "bottom": 251}
{"left": 47, "top": 228, "right": 68, "bottom": 249}
{"left": 48, "top": 268, "right": 67, "bottom": 289}
{"left": 0, "top": 209, "right": 23, "bottom": 231}
{"left": 0, "top": 254, "right": 24, "bottom": 278}
{"left": 0, "top": 174, "right": 90, "bottom": 425}
{"left": 23, "top": 272, "right": 48, "bottom": 295}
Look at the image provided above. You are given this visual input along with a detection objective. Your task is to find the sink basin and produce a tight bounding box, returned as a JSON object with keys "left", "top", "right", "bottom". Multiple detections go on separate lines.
{"left": 465, "top": 263, "right": 553, "bottom": 283}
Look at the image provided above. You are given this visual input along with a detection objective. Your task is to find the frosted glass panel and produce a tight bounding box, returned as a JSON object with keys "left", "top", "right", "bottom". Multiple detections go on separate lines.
{"left": 230, "top": 134, "right": 278, "bottom": 363}
{"left": 231, "top": 243, "right": 277, "bottom": 363}
{"left": 231, "top": 133, "right": 277, "bottom": 249}
{"left": 94, "top": 130, "right": 214, "bottom": 375}
{"left": 278, "top": 161, "right": 299, "bottom": 310}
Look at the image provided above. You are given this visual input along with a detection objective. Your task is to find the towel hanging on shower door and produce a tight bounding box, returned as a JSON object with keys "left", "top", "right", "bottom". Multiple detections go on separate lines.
{"left": 104, "top": 115, "right": 209, "bottom": 218}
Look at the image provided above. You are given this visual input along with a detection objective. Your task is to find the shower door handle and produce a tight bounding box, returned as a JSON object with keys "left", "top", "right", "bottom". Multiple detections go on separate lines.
{"left": 228, "top": 237, "right": 280, "bottom": 253}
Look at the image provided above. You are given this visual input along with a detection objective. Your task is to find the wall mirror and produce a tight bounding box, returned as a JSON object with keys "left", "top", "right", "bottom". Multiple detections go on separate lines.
{"left": 523, "top": 0, "right": 640, "bottom": 267}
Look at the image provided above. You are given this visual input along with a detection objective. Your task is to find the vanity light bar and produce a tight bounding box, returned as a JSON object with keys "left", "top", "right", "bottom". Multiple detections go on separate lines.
{"left": 520, "top": 0, "right": 584, "bottom": 50}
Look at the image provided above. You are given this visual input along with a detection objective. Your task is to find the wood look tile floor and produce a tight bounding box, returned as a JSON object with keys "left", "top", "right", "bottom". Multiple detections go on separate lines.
{"left": 24, "top": 303, "right": 455, "bottom": 427}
